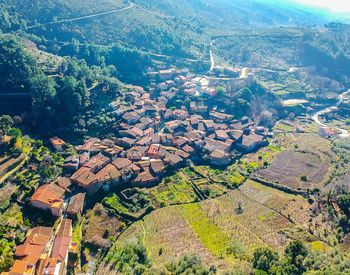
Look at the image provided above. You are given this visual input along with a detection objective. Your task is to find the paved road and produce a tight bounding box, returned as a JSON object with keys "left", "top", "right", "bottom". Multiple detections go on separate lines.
{"left": 311, "top": 90, "right": 350, "bottom": 138}
{"left": 28, "top": 4, "right": 135, "bottom": 29}
{"left": 209, "top": 40, "right": 215, "bottom": 72}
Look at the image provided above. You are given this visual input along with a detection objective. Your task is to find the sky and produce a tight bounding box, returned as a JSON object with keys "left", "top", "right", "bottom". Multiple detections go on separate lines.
{"left": 295, "top": 0, "right": 350, "bottom": 13}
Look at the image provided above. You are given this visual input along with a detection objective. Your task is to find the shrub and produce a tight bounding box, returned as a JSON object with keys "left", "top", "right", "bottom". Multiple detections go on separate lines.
{"left": 253, "top": 247, "right": 279, "bottom": 272}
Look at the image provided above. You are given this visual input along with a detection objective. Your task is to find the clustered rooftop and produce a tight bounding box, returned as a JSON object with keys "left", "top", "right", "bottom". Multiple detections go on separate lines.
{"left": 11, "top": 68, "right": 270, "bottom": 274}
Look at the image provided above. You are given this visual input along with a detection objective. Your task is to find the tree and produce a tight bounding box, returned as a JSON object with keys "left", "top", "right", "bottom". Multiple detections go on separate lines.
{"left": 0, "top": 34, "right": 38, "bottom": 90}
{"left": 8, "top": 128, "right": 22, "bottom": 138}
{"left": 106, "top": 239, "right": 151, "bottom": 273}
{"left": 253, "top": 247, "right": 279, "bottom": 272}
{"left": 0, "top": 115, "right": 14, "bottom": 134}
{"left": 337, "top": 194, "right": 350, "bottom": 216}
{"left": 30, "top": 73, "right": 57, "bottom": 118}
{"left": 58, "top": 76, "right": 89, "bottom": 123}
{"left": 166, "top": 254, "right": 215, "bottom": 275}
{"left": 0, "top": 4, "right": 11, "bottom": 31}
{"left": 284, "top": 240, "right": 308, "bottom": 273}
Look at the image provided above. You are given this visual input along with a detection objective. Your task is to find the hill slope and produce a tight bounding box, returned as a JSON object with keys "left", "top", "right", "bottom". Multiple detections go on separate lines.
{"left": 3, "top": 0, "right": 334, "bottom": 53}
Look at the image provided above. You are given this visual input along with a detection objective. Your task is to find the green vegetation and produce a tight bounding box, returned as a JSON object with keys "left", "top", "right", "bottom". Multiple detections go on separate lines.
{"left": 179, "top": 204, "right": 230, "bottom": 257}
{"left": 1, "top": 1, "right": 350, "bottom": 274}
{"left": 166, "top": 254, "right": 216, "bottom": 275}
{"left": 151, "top": 176, "right": 197, "bottom": 206}
{"left": 0, "top": 34, "right": 123, "bottom": 138}
{"left": 105, "top": 239, "right": 151, "bottom": 273}
{"left": 251, "top": 240, "right": 350, "bottom": 274}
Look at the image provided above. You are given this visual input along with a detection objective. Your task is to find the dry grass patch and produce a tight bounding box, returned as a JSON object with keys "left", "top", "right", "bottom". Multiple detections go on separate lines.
{"left": 255, "top": 134, "right": 334, "bottom": 191}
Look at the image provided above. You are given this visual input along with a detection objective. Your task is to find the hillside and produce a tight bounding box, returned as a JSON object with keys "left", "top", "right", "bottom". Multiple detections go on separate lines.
{"left": 1, "top": 0, "right": 341, "bottom": 85}
{"left": 2, "top": 1, "right": 350, "bottom": 275}
{"left": 2, "top": 0, "right": 335, "bottom": 56}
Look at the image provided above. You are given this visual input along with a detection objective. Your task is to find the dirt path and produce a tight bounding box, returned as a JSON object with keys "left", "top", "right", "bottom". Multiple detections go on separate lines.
{"left": 28, "top": 4, "right": 135, "bottom": 29}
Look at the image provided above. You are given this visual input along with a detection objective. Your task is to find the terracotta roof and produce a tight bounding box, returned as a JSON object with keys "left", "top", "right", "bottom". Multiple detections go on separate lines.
{"left": 150, "top": 160, "right": 165, "bottom": 174}
{"left": 82, "top": 153, "right": 109, "bottom": 171}
{"left": 240, "top": 133, "right": 264, "bottom": 147}
{"left": 165, "top": 152, "right": 183, "bottom": 166}
{"left": 228, "top": 130, "right": 243, "bottom": 140}
{"left": 54, "top": 177, "right": 71, "bottom": 191}
{"left": 30, "top": 184, "right": 65, "bottom": 208}
{"left": 182, "top": 144, "right": 194, "bottom": 153}
{"left": 122, "top": 111, "right": 140, "bottom": 122}
{"left": 137, "top": 136, "right": 152, "bottom": 146}
{"left": 10, "top": 227, "right": 52, "bottom": 274}
{"left": 103, "top": 146, "right": 123, "bottom": 156}
{"left": 130, "top": 127, "right": 144, "bottom": 137}
{"left": 70, "top": 167, "right": 97, "bottom": 188}
{"left": 133, "top": 168, "right": 156, "bottom": 184}
{"left": 9, "top": 260, "right": 33, "bottom": 275}
{"left": 140, "top": 117, "right": 153, "bottom": 125}
{"left": 66, "top": 193, "right": 86, "bottom": 215}
{"left": 36, "top": 258, "right": 59, "bottom": 275}
{"left": 112, "top": 158, "right": 132, "bottom": 170}
{"left": 81, "top": 138, "right": 100, "bottom": 151}
{"left": 173, "top": 137, "right": 189, "bottom": 148}
{"left": 215, "top": 130, "right": 229, "bottom": 140}
{"left": 126, "top": 146, "right": 147, "bottom": 161}
{"left": 116, "top": 137, "right": 136, "bottom": 147}
{"left": 49, "top": 137, "right": 65, "bottom": 146}
{"left": 148, "top": 144, "right": 161, "bottom": 156}
{"left": 95, "top": 164, "right": 121, "bottom": 183}
{"left": 210, "top": 111, "right": 233, "bottom": 121}
{"left": 185, "top": 130, "right": 205, "bottom": 140}
{"left": 51, "top": 219, "right": 72, "bottom": 261}
{"left": 176, "top": 150, "right": 190, "bottom": 159}
{"left": 210, "top": 149, "right": 227, "bottom": 159}
{"left": 202, "top": 120, "right": 215, "bottom": 129}
{"left": 204, "top": 138, "right": 231, "bottom": 153}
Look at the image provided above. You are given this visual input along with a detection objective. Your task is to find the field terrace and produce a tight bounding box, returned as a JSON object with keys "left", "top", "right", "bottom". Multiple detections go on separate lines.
{"left": 66, "top": 69, "right": 271, "bottom": 195}
{"left": 254, "top": 134, "right": 334, "bottom": 192}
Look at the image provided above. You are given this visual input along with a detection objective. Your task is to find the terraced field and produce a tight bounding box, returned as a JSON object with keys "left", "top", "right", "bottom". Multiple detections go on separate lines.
{"left": 255, "top": 134, "right": 334, "bottom": 191}
{"left": 100, "top": 179, "right": 315, "bottom": 272}
{"left": 0, "top": 153, "right": 26, "bottom": 183}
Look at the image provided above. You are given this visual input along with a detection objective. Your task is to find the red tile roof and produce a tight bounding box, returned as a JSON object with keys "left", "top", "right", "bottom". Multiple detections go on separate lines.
{"left": 66, "top": 193, "right": 86, "bottom": 215}
{"left": 30, "top": 184, "right": 65, "bottom": 208}
{"left": 51, "top": 219, "right": 72, "bottom": 261}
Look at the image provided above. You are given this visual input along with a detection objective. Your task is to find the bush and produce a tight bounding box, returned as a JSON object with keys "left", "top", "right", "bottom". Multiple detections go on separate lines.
{"left": 166, "top": 254, "right": 216, "bottom": 275}
{"left": 253, "top": 247, "right": 279, "bottom": 272}
{"left": 106, "top": 239, "right": 151, "bottom": 273}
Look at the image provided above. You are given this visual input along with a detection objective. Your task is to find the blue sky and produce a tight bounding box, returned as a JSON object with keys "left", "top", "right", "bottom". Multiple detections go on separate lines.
{"left": 295, "top": 0, "right": 350, "bottom": 12}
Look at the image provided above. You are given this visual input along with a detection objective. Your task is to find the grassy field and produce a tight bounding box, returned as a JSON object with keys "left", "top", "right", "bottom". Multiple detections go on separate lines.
{"left": 150, "top": 176, "right": 198, "bottom": 206}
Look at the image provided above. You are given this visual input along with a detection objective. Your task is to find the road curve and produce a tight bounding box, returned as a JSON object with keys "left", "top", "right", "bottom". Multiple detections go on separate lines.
{"left": 311, "top": 90, "right": 350, "bottom": 138}
{"left": 28, "top": 4, "right": 135, "bottom": 29}
{"left": 209, "top": 40, "right": 215, "bottom": 72}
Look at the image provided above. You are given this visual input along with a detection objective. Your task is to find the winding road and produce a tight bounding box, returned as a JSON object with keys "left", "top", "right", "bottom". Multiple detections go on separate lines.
{"left": 28, "top": 3, "right": 135, "bottom": 29}
{"left": 209, "top": 40, "right": 215, "bottom": 72}
{"left": 311, "top": 90, "right": 350, "bottom": 138}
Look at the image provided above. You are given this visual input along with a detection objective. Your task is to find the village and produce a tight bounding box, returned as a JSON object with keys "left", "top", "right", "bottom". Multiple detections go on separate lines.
{"left": 8, "top": 68, "right": 272, "bottom": 274}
